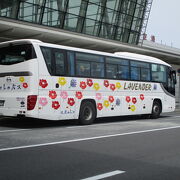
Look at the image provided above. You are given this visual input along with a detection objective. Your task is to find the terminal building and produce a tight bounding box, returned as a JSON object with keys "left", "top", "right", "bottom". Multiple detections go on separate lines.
{"left": 0, "top": 0, "right": 180, "bottom": 106}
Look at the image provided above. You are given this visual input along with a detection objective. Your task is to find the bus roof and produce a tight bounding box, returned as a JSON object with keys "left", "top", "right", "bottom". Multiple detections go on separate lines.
{"left": 0, "top": 39, "right": 170, "bottom": 67}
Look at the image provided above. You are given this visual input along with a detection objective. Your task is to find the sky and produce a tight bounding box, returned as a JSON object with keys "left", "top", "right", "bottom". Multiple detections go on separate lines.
{"left": 146, "top": 0, "right": 180, "bottom": 49}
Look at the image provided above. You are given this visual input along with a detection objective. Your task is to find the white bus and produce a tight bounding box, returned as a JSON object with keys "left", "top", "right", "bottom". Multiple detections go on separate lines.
{"left": 0, "top": 39, "right": 176, "bottom": 124}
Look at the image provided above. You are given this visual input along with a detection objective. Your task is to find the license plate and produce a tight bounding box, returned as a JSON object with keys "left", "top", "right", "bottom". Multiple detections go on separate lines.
{"left": 0, "top": 100, "right": 5, "bottom": 107}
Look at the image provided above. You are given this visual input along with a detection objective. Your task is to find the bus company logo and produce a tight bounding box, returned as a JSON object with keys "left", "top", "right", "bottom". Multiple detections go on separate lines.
{"left": 124, "top": 82, "right": 151, "bottom": 91}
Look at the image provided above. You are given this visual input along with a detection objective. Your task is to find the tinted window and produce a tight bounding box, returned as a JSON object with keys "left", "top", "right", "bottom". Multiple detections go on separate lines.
{"left": 54, "top": 50, "right": 65, "bottom": 75}
{"left": 106, "top": 64, "right": 118, "bottom": 79}
{"left": 41, "top": 46, "right": 65, "bottom": 76}
{"left": 131, "top": 67, "right": 140, "bottom": 80}
{"left": 75, "top": 52, "right": 104, "bottom": 78}
{"left": 76, "top": 61, "right": 90, "bottom": 77}
{"left": 106, "top": 57, "right": 129, "bottom": 80}
{"left": 0, "top": 44, "right": 36, "bottom": 65}
{"left": 130, "top": 61, "right": 150, "bottom": 81}
{"left": 152, "top": 64, "right": 166, "bottom": 83}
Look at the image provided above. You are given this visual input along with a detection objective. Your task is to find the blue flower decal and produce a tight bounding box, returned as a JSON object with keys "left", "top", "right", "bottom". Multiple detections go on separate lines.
{"left": 70, "top": 79, "right": 77, "bottom": 87}
{"left": 116, "top": 98, "right": 121, "bottom": 106}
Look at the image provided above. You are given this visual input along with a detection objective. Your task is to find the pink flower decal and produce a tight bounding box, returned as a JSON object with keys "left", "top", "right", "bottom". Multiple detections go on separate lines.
{"left": 49, "top": 91, "right": 57, "bottom": 99}
{"left": 96, "top": 93, "right": 102, "bottom": 100}
{"left": 126, "top": 96, "right": 131, "bottom": 103}
{"left": 76, "top": 91, "right": 83, "bottom": 99}
{"left": 97, "top": 103, "right": 103, "bottom": 111}
{"left": 104, "top": 80, "right": 109, "bottom": 88}
{"left": 80, "top": 81, "right": 87, "bottom": 89}
{"left": 132, "top": 97, "right": 137, "bottom": 104}
{"left": 60, "top": 91, "right": 68, "bottom": 99}
{"left": 110, "top": 84, "right": 116, "bottom": 91}
{"left": 109, "top": 96, "right": 114, "bottom": 103}
{"left": 87, "top": 79, "right": 93, "bottom": 87}
{"left": 140, "top": 94, "right": 144, "bottom": 101}
{"left": 39, "top": 79, "right": 48, "bottom": 88}
{"left": 39, "top": 98, "right": 48, "bottom": 106}
{"left": 68, "top": 98, "right": 75, "bottom": 106}
{"left": 52, "top": 101, "right": 60, "bottom": 110}
{"left": 23, "top": 83, "right": 28, "bottom": 89}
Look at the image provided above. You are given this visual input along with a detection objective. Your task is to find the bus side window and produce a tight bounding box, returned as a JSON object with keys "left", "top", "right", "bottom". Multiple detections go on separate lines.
{"left": 67, "top": 51, "right": 75, "bottom": 76}
{"left": 54, "top": 50, "right": 65, "bottom": 76}
{"left": 41, "top": 46, "right": 52, "bottom": 74}
{"left": 152, "top": 64, "right": 166, "bottom": 83}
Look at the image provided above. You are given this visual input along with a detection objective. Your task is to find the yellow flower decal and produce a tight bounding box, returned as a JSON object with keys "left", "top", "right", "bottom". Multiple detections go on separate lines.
{"left": 58, "top": 77, "right": 66, "bottom": 86}
{"left": 19, "top": 77, "right": 25, "bottom": 83}
{"left": 116, "top": 82, "right": 121, "bottom": 89}
{"left": 131, "top": 105, "right": 136, "bottom": 112}
{"left": 93, "top": 83, "right": 100, "bottom": 91}
{"left": 104, "top": 100, "right": 110, "bottom": 108}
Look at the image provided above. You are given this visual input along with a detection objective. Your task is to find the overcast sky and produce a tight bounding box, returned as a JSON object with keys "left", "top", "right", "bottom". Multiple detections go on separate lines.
{"left": 146, "top": 0, "right": 180, "bottom": 49}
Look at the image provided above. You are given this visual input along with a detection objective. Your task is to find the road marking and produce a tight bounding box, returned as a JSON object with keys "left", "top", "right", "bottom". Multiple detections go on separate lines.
{"left": 1, "top": 125, "right": 180, "bottom": 152}
{"left": 81, "top": 170, "right": 125, "bottom": 180}
{"left": 0, "top": 129, "right": 30, "bottom": 133}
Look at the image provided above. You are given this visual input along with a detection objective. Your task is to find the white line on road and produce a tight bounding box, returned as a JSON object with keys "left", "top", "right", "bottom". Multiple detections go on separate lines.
{"left": 1, "top": 125, "right": 180, "bottom": 152}
{"left": 0, "top": 129, "right": 30, "bottom": 133}
{"left": 81, "top": 170, "right": 125, "bottom": 180}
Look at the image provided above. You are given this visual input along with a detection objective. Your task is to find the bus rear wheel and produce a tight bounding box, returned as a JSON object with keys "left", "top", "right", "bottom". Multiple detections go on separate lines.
{"left": 79, "top": 101, "right": 96, "bottom": 125}
{"left": 151, "top": 101, "right": 161, "bottom": 119}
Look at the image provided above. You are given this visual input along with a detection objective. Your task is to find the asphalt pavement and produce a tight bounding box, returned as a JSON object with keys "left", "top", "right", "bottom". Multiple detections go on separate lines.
{"left": 0, "top": 111, "right": 180, "bottom": 180}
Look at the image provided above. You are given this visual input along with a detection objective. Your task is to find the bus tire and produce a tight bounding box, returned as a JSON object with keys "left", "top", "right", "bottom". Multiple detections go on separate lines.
{"left": 79, "top": 101, "right": 96, "bottom": 125}
{"left": 151, "top": 100, "right": 161, "bottom": 119}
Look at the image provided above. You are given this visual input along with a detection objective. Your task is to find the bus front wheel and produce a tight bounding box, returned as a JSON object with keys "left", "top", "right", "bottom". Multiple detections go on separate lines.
{"left": 79, "top": 101, "right": 96, "bottom": 125}
{"left": 151, "top": 100, "right": 161, "bottom": 119}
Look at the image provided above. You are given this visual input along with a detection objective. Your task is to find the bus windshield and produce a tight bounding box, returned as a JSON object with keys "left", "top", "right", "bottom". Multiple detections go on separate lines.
{"left": 0, "top": 44, "right": 36, "bottom": 65}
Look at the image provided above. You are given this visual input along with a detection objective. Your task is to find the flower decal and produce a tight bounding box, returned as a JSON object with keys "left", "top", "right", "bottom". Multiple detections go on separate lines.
{"left": 23, "top": 83, "right": 28, "bottom": 89}
{"left": 58, "top": 77, "right": 66, "bottom": 86}
{"left": 104, "top": 100, "right": 110, "bottom": 108}
{"left": 140, "top": 94, "right": 144, "bottom": 101}
{"left": 130, "top": 105, "right": 136, "bottom": 112}
{"left": 104, "top": 80, "right": 109, "bottom": 88}
{"left": 76, "top": 91, "right": 83, "bottom": 99}
{"left": 70, "top": 79, "right": 77, "bottom": 87}
{"left": 116, "top": 98, "right": 121, "bottom": 106}
{"left": 132, "top": 97, "right": 137, "bottom": 104}
{"left": 126, "top": 96, "right": 131, "bottom": 103}
{"left": 116, "top": 82, "right": 121, "bottom": 89}
{"left": 39, "top": 98, "right": 48, "bottom": 106}
{"left": 68, "top": 98, "right": 75, "bottom": 106}
{"left": 19, "top": 77, "right": 25, "bottom": 83}
{"left": 96, "top": 93, "right": 102, "bottom": 100}
{"left": 60, "top": 91, "right": 68, "bottom": 99}
{"left": 39, "top": 79, "right": 48, "bottom": 88}
{"left": 110, "top": 84, "right": 116, "bottom": 91}
{"left": 49, "top": 91, "right": 57, "bottom": 99}
{"left": 97, "top": 103, "right": 103, "bottom": 111}
{"left": 52, "top": 101, "right": 60, "bottom": 110}
{"left": 80, "top": 81, "right": 87, "bottom": 90}
{"left": 87, "top": 79, "right": 93, "bottom": 87}
{"left": 109, "top": 96, "right": 114, "bottom": 103}
{"left": 93, "top": 83, "right": 100, "bottom": 91}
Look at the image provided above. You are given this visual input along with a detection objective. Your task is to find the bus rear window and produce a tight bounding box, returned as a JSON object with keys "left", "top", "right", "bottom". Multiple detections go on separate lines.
{"left": 0, "top": 44, "right": 36, "bottom": 65}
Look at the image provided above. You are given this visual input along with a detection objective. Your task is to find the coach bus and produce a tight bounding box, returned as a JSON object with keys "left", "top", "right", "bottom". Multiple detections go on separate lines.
{"left": 0, "top": 39, "right": 176, "bottom": 124}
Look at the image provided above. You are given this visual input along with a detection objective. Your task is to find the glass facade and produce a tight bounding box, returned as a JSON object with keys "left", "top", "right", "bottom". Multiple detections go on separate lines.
{"left": 0, "top": 0, "right": 147, "bottom": 44}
